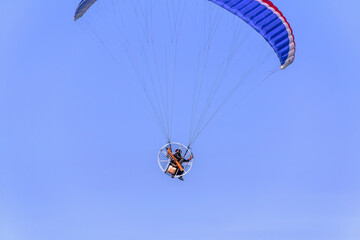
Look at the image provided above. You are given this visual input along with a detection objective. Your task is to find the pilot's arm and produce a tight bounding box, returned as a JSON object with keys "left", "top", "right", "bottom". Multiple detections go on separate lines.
{"left": 183, "top": 154, "right": 193, "bottom": 162}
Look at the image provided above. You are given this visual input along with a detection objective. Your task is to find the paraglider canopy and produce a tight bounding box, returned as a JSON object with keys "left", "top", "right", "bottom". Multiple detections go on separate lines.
{"left": 74, "top": 0, "right": 295, "bottom": 70}
{"left": 74, "top": 0, "right": 97, "bottom": 21}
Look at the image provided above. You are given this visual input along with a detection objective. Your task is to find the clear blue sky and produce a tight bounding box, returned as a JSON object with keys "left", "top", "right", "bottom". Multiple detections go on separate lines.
{"left": 1, "top": 0, "right": 360, "bottom": 239}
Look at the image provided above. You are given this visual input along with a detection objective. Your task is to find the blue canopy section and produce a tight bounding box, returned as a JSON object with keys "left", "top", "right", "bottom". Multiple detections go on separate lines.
{"left": 209, "top": 0, "right": 295, "bottom": 69}
{"left": 74, "top": 0, "right": 97, "bottom": 21}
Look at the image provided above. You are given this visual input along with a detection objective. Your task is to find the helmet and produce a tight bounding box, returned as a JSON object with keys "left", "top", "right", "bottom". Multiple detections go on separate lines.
{"left": 175, "top": 149, "right": 182, "bottom": 154}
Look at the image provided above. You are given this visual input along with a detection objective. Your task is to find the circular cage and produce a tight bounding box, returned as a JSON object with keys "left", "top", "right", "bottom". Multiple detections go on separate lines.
{"left": 158, "top": 142, "right": 193, "bottom": 178}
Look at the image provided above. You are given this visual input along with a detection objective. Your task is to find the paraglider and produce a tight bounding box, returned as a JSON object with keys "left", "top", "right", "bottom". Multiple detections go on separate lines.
{"left": 158, "top": 143, "right": 194, "bottom": 181}
{"left": 73, "top": 0, "right": 295, "bottom": 180}
{"left": 166, "top": 148, "right": 194, "bottom": 181}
